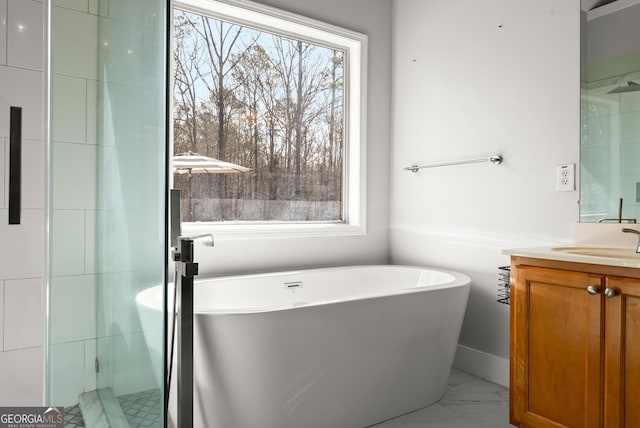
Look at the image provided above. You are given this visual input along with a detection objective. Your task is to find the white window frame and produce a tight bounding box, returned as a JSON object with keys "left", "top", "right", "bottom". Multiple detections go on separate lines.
{"left": 172, "top": 0, "right": 367, "bottom": 238}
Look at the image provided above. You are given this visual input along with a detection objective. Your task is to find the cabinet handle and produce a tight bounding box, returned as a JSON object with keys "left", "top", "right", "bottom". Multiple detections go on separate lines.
{"left": 604, "top": 288, "right": 617, "bottom": 298}
{"left": 587, "top": 285, "right": 601, "bottom": 295}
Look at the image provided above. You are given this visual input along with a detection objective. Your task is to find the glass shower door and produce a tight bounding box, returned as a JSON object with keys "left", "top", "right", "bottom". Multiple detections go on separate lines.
{"left": 48, "top": 1, "right": 168, "bottom": 426}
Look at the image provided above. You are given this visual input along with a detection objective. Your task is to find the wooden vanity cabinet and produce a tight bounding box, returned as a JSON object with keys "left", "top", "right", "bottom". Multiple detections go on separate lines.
{"left": 602, "top": 276, "right": 640, "bottom": 427}
{"left": 510, "top": 256, "right": 640, "bottom": 428}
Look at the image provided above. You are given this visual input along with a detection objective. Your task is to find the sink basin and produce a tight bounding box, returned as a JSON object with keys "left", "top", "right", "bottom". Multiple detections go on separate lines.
{"left": 552, "top": 246, "right": 640, "bottom": 260}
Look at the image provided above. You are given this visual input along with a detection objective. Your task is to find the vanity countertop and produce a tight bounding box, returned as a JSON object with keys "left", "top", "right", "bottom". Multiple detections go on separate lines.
{"left": 502, "top": 245, "right": 640, "bottom": 269}
{"left": 503, "top": 223, "right": 640, "bottom": 269}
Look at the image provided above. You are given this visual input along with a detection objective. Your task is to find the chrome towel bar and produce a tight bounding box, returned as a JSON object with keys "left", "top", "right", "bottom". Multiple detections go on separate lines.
{"left": 404, "top": 155, "right": 503, "bottom": 173}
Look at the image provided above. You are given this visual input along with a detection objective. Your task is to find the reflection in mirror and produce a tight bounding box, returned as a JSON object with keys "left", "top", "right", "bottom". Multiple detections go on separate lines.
{"left": 580, "top": 0, "right": 640, "bottom": 223}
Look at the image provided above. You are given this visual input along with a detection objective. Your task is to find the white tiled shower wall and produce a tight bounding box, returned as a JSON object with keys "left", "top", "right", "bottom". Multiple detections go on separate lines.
{"left": 0, "top": 0, "right": 46, "bottom": 406}
{"left": 50, "top": 0, "right": 161, "bottom": 406}
{"left": 49, "top": 0, "right": 100, "bottom": 407}
{"left": 1, "top": 0, "right": 153, "bottom": 407}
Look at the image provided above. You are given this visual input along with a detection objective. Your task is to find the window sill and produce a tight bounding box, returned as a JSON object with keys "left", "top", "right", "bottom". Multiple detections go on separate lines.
{"left": 181, "top": 221, "right": 366, "bottom": 239}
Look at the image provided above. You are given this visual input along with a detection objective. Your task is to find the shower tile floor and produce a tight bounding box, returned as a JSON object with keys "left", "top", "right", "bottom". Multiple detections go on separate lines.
{"left": 63, "top": 405, "right": 85, "bottom": 428}
{"left": 64, "top": 389, "right": 162, "bottom": 428}
{"left": 118, "top": 389, "right": 163, "bottom": 427}
{"left": 66, "top": 369, "right": 512, "bottom": 427}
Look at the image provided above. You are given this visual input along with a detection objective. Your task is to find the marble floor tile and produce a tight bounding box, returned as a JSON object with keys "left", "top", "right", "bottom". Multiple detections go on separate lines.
{"left": 371, "top": 368, "right": 515, "bottom": 428}
{"left": 70, "top": 369, "right": 511, "bottom": 427}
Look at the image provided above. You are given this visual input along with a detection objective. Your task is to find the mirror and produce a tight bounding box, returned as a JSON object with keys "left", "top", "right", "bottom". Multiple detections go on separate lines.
{"left": 580, "top": 0, "right": 640, "bottom": 223}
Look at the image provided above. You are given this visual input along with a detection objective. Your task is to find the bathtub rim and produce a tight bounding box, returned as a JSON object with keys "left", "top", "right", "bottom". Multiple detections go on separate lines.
{"left": 136, "top": 264, "right": 471, "bottom": 315}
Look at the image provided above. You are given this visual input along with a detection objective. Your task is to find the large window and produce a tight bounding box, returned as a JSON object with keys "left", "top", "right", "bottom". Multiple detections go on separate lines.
{"left": 173, "top": 0, "right": 366, "bottom": 236}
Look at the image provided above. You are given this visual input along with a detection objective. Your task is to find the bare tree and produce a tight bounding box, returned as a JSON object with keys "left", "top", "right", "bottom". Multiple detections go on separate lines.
{"left": 327, "top": 51, "right": 344, "bottom": 200}
{"left": 192, "top": 16, "right": 257, "bottom": 198}
{"left": 172, "top": 8, "right": 345, "bottom": 221}
{"left": 173, "top": 11, "right": 204, "bottom": 154}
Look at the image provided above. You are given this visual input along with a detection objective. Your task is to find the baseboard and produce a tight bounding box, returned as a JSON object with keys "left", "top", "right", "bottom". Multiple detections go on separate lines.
{"left": 453, "top": 344, "right": 509, "bottom": 387}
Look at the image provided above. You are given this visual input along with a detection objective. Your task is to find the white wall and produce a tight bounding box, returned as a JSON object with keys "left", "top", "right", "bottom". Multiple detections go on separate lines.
{"left": 194, "top": 0, "right": 393, "bottom": 277}
{"left": 0, "top": 0, "right": 45, "bottom": 406}
{"left": 390, "top": 0, "right": 580, "bottom": 385}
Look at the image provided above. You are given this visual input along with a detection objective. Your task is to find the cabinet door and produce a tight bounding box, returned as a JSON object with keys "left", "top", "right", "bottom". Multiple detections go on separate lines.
{"left": 603, "top": 276, "right": 640, "bottom": 428}
{"left": 511, "top": 266, "right": 604, "bottom": 428}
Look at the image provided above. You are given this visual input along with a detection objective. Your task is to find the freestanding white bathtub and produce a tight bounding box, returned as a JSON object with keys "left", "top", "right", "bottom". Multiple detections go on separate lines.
{"left": 136, "top": 265, "right": 470, "bottom": 428}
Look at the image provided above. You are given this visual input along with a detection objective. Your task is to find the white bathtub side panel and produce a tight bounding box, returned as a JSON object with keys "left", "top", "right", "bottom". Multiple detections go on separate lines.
{"left": 191, "top": 284, "right": 470, "bottom": 428}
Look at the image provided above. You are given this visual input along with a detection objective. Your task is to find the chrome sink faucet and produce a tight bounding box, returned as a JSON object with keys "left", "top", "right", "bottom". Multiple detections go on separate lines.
{"left": 622, "top": 228, "right": 640, "bottom": 253}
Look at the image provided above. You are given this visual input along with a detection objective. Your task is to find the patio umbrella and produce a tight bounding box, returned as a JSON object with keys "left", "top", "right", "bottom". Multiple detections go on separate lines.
{"left": 173, "top": 152, "right": 250, "bottom": 220}
{"left": 173, "top": 152, "right": 251, "bottom": 174}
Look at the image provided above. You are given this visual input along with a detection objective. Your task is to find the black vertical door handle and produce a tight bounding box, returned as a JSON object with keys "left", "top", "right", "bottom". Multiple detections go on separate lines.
{"left": 9, "top": 106, "right": 22, "bottom": 225}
